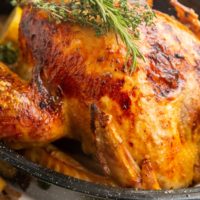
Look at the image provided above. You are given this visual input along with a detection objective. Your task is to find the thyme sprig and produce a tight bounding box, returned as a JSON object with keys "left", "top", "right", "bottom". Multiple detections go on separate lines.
{"left": 11, "top": 0, "right": 155, "bottom": 73}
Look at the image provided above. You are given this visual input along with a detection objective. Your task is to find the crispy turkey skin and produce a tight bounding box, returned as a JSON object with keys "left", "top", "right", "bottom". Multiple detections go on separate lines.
{"left": 0, "top": 4, "right": 200, "bottom": 189}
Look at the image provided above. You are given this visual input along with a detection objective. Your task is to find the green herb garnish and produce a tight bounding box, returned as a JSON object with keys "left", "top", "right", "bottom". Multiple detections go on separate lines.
{"left": 11, "top": 0, "right": 155, "bottom": 73}
{"left": 0, "top": 42, "right": 18, "bottom": 65}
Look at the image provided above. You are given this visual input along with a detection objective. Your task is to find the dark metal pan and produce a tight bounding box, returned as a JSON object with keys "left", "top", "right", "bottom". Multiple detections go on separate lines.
{"left": 0, "top": 1, "right": 200, "bottom": 199}
{"left": 1, "top": 141, "right": 200, "bottom": 200}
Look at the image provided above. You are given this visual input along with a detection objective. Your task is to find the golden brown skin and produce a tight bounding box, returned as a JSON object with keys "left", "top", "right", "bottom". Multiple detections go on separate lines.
{"left": 170, "top": 0, "right": 200, "bottom": 38}
{"left": 0, "top": 62, "right": 69, "bottom": 146}
{"left": 1, "top": 5, "right": 200, "bottom": 189}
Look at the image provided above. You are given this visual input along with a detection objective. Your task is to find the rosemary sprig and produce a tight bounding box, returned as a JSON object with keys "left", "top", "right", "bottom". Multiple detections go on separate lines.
{"left": 11, "top": 0, "right": 155, "bottom": 73}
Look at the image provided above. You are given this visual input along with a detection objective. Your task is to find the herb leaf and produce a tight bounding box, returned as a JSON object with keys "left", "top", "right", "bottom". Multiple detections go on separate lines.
{"left": 0, "top": 42, "right": 18, "bottom": 65}
{"left": 12, "top": 0, "right": 155, "bottom": 73}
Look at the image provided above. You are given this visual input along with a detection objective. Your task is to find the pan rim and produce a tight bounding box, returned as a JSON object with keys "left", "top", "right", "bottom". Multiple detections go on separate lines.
{"left": 0, "top": 142, "right": 200, "bottom": 200}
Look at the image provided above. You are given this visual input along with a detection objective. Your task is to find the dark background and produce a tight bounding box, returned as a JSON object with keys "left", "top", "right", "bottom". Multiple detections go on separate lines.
{"left": 154, "top": 0, "right": 200, "bottom": 16}
{"left": 0, "top": 0, "right": 12, "bottom": 14}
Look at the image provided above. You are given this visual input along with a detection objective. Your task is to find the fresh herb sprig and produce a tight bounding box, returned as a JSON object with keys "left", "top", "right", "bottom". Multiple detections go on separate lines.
{"left": 11, "top": 0, "right": 155, "bottom": 73}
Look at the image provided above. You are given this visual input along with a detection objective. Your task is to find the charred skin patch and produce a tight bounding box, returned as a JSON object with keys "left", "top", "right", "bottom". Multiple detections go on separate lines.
{"left": 144, "top": 24, "right": 186, "bottom": 98}
{"left": 147, "top": 45, "right": 182, "bottom": 97}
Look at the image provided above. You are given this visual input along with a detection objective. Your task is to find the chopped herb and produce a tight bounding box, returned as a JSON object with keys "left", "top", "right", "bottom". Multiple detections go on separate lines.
{"left": 0, "top": 42, "right": 18, "bottom": 65}
{"left": 12, "top": 0, "right": 155, "bottom": 73}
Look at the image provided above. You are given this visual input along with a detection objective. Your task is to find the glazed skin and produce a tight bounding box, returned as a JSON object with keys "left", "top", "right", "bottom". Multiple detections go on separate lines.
{"left": 1, "top": 4, "right": 200, "bottom": 189}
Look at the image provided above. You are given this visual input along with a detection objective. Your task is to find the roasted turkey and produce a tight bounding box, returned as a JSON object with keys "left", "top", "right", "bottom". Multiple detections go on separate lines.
{"left": 0, "top": 0, "right": 200, "bottom": 190}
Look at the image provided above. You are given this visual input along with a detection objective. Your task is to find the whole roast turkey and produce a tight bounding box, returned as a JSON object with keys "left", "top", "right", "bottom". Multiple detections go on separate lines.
{"left": 0, "top": 0, "right": 200, "bottom": 190}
